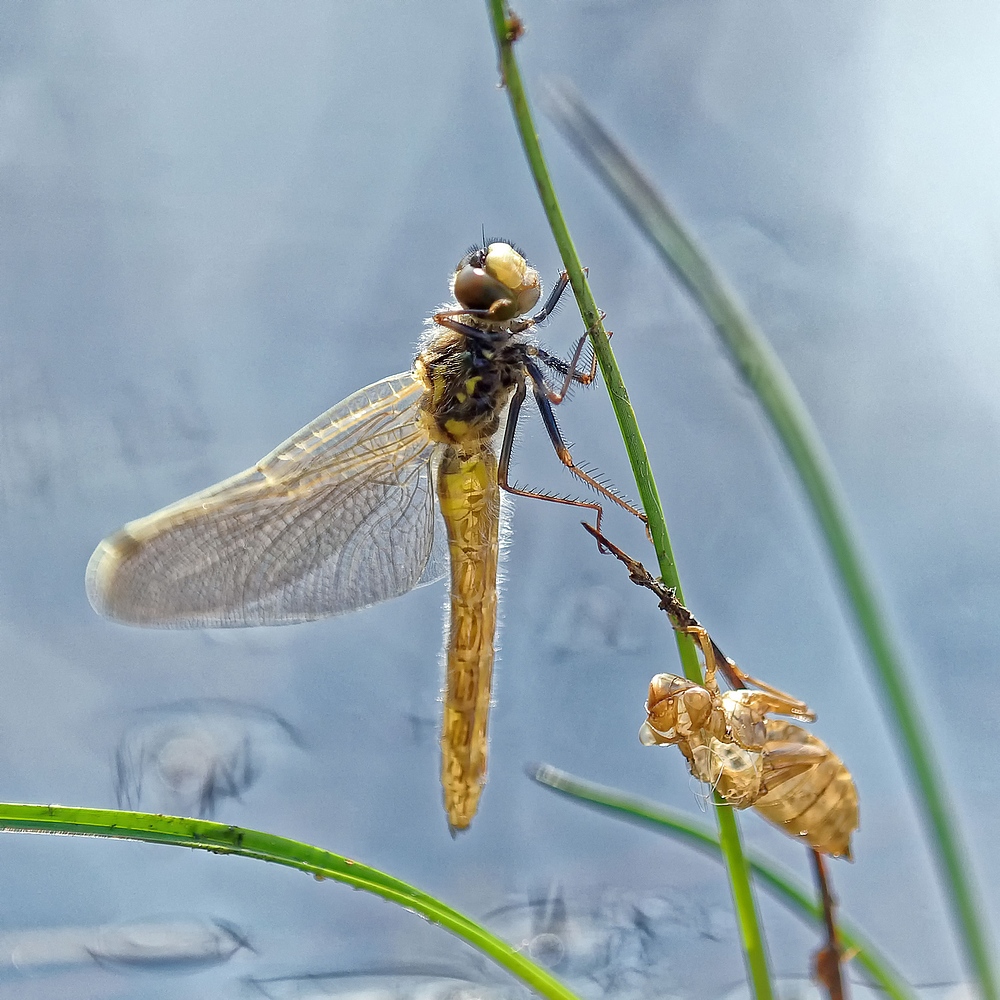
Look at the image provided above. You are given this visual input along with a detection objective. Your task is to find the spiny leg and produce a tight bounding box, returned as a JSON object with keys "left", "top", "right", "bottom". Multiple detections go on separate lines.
{"left": 524, "top": 358, "right": 646, "bottom": 525}
{"left": 532, "top": 334, "right": 598, "bottom": 401}
{"left": 531, "top": 337, "right": 594, "bottom": 398}
{"left": 531, "top": 321, "right": 613, "bottom": 404}
{"left": 524, "top": 263, "right": 603, "bottom": 404}
{"left": 496, "top": 377, "right": 606, "bottom": 529}
{"left": 528, "top": 269, "right": 570, "bottom": 325}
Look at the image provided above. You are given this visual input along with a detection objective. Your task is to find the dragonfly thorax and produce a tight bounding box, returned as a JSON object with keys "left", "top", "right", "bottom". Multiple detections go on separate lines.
{"left": 414, "top": 327, "right": 526, "bottom": 447}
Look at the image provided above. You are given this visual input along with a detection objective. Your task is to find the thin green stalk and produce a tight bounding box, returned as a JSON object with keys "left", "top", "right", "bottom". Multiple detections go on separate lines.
{"left": 484, "top": 7, "right": 773, "bottom": 1000}
{"left": 714, "top": 795, "right": 773, "bottom": 993}
{"left": 486, "top": 1, "right": 689, "bottom": 647}
{"left": 543, "top": 80, "right": 997, "bottom": 1000}
{"left": 0, "top": 803, "right": 581, "bottom": 1000}
{"left": 531, "top": 766, "right": 916, "bottom": 1000}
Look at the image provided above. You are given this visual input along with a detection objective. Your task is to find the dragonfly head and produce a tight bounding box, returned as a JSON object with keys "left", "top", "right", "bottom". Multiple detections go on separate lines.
{"left": 453, "top": 241, "right": 541, "bottom": 322}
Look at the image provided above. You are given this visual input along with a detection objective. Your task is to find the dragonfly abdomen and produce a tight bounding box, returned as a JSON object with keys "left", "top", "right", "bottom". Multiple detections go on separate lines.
{"left": 435, "top": 441, "right": 501, "bottom": 832}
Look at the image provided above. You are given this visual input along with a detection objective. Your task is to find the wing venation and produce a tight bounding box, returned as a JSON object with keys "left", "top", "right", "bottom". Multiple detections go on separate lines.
{"left": 87, "top": 372, "right": 441, "bottom": 627}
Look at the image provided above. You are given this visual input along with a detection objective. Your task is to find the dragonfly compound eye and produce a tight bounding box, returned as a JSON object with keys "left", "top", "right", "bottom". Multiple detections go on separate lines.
{"left": 453, "top": 263, "right": 517, "bottom": 319}
{"left": 452, "top": 243, "right": 542, "bottom": 321}
{"left": 485, "top": 242, "right": 540, "bottom": 316}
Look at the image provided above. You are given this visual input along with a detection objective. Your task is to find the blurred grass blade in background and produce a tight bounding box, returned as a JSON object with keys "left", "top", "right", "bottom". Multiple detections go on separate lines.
{"left": 530, "top": 764, "right": 916, "bottom": 1000}
{"left": 542, "top": 78, "right": 997, "bottom": 1000}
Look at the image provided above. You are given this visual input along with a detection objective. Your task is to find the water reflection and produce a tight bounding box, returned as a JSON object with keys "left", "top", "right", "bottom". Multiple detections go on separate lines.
{"left": 245, "top": 887, "right": 737, "bottom": 1000}
{"left": 247, "top": 966, "right": 525, "bottom": 999}
{"left": 0, "top": 917, "right": 247, "bottom": 976}
{"left": 719, "top": 978, "right": 889, "bottom": 1000}
{"left": 542, "top": 585, "right": 643, "bottom": 658}
{"left": 114, "top": 699, "right": 302, "bottom": 818}
{"left": 484, "top": 886, "right": 734, "bottom": 999}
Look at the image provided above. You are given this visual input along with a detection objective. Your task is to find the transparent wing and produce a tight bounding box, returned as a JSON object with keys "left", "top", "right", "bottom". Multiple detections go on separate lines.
{"left": 87, "top": 372, "right": 443, "bottom": 627}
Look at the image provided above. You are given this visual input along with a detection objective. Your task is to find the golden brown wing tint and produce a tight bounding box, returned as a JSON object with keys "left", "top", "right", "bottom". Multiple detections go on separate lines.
{"left": 87, "top": 373, "right": 441, "bottom": 627}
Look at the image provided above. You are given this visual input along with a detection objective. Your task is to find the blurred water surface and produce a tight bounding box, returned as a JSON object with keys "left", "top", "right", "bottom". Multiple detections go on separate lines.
{"left": 0, "top": 1, "right": 998, "bottom": 997}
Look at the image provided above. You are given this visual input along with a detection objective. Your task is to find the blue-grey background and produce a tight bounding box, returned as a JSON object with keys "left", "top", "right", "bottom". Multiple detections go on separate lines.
{"left": 0, "top": 2, "right": 997, "bottom": 998}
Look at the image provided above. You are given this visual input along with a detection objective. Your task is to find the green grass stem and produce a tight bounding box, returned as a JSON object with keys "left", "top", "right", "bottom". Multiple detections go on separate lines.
{"left": 484, "top": 6, "right": 774, "bottom": 999}
{"left": 0, "top": 803, "right": 581, "bottom": 1000}
{"left": 531, "top": 765, "right": 916, "bottom": 1000}
{"left": 542, "top": 79, "right": 997, "bottom": 1000}
{"left": 484, "top": 3, "right": 688, "bottom": 627}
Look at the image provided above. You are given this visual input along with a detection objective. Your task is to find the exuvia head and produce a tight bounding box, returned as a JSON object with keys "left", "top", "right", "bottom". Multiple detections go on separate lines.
{"left": 452, "top": 241, "right": 541, "bottom": 322}
{"left": 639, "top": 673, "right": 715, "bottom": 746}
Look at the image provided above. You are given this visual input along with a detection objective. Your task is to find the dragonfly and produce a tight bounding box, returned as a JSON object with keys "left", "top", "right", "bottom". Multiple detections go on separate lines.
{"left": 87, "top": 240, "right": 642, "bottom": 832}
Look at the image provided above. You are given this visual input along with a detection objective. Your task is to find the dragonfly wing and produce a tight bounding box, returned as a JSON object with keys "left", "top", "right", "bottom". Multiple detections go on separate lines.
{"left": 416, "top": 489, "right": 450, "bottom": 588}
{"left": 87, "top": 372, "right": 440, "bottom": 627}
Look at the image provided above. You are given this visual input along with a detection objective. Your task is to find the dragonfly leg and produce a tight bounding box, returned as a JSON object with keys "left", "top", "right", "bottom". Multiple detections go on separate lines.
{"left": 529, "top": 269, "right": 570, "bottom": 324}
{"left": 536, "top": 338, "right": 595, "bottom": 381}
{"left": 531, "top": 334, "right": 596, "bottom": 403}
{"left": 530, "top": 315, "right": 612, "bottom": 403}
{"left": 496, "top": 376, "right": 606, "bottom": 529}
{"left": 525, "top": 266, "right": 594, "bottom": 326}
{"left": 524, "top": 359, "right": 646, "bottom": 525}
{"left": 433, "top": 312, "right": 498, "bottom": 336}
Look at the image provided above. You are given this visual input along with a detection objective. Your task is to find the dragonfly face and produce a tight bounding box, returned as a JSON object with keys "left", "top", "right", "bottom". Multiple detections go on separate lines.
{"left": 88, "top": 240, "right": 640, "bottom": 832}
{"left": 451, "top": 241, "right": 541, "bottom": 321}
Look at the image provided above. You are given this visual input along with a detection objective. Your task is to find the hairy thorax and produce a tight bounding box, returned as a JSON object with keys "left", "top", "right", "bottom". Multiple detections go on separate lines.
{"left": 414, "top": 327, "right": 525, "bottom": 448}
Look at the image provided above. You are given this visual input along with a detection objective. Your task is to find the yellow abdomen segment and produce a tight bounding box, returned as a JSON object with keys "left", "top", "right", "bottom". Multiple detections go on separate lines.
{"left": 436, "top": 444, "right": 500, "bottom": 832}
